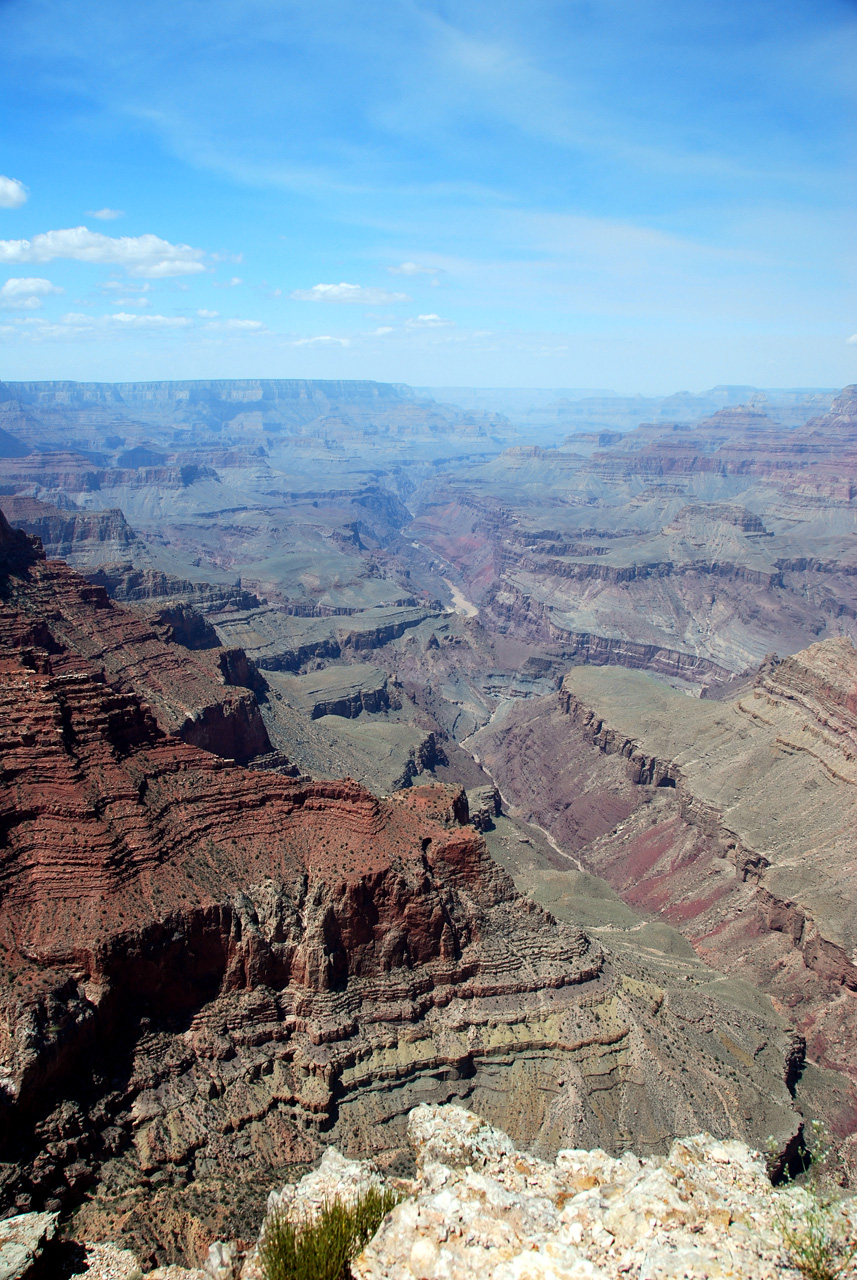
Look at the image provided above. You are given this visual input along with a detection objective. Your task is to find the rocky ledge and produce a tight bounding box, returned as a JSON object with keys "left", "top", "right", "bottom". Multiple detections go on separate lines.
{"left": 235, "top": 1102, "right": 856, "bottom": 1280}
{"left": 13, "top": 1105, "right": 856, "bottom": 1279}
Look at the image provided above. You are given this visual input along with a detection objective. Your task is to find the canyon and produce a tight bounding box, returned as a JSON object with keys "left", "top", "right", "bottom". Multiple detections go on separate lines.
{"left": 2, "top": 377, "right": 857, "bottom": 1270}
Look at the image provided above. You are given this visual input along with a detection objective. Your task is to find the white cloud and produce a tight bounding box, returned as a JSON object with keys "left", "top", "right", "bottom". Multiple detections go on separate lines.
{"left": 293, "top": 334, "right": 350, "bottom": 346}
{"left": 0, "top": 177, "right": 27, "bottom": 209}
{"left": 213, "top": 276, "right": 243, "bottom": 288}
{"left": 108, "top": 312, "right": 191, "bottom": 327}
{"left": 0, "top": 277, "right": 64, "bottom": 309}
{"left": 387, "top": 262, "right": 439, "bottom": 276}
{"left": 0, "top": 226, "right": 205, "bottom": 277}
{"left": 206, "top": 318, "right": 264, "bottom": 330}
{"left": 847, "top": 334, "right": 857, "bottom": 345}
{"left": 87, "top": 208, "right": 124, "bottom": 220}
{"left": 371, "top": 326, "right": 394, "bottom": 335}
{"left": 198, "top": 308, "right": 220, "bottom": 317}
{"left": 405, "top": 313, "right": 454, "bottom": 328}
{"left": 9, "top": 310, "right": 194, "bottom": 341}
{"left": 291, "top": 282, "right": 410, "bottom": 304}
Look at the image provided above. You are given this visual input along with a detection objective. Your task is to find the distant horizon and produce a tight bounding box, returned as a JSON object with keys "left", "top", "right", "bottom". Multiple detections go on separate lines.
{"left": 0, "top": 375, "right": 845, "bottom": 398}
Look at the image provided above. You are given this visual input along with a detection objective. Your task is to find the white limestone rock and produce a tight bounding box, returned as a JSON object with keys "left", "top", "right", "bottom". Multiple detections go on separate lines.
{"left": 239, "top": 1146, "right": 388, "bottom": 1279}
{"left": 0, "top": 1211, "right": 58, "bottom": 1280}
{"left": 264, "top": 1146, "right": 386, "bottom": 1223}
{"left": 350, "top": 1104, "right": 857, "bottom": 1280}
{"left": 239, "top": 1104, "right": 857, "bottom": 1280}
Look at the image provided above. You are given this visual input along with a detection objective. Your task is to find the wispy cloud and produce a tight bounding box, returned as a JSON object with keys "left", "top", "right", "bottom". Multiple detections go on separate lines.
{"left": 0, "top": 227, "right": 205, "bottom": 277}
{"left": 204, "top": 317, "right": 265, "bottom": 331}
{"left": 101, "top": 279, "right": 151, "bottom": 292}
{"left": 387, "top": 261, "right": 439, "bottom": 276}
{"left": 111, "top": 312, "right": 191, "bottom": 327}
{"left": 292, "top": 282, "right": 410, "bottom": 304}
{"left": 0, "top": 177, "right": 27, "bottom": 209}
{"left": 73, "top": 311, "right": 192, "bottom": 328}
{"left": 293, "top": 334, "right": 350, "bottom": 346}
{"left": 405, "top": 313, "right": 454, "bottom": 328}
{"left": 847, "top": 335, "right": 857, "bottom": 346}
{"left": 0, "top": 277, "right": 63, "bottom": 309}
{"left": 87, "top": 207, "right": 124, "bottom": 220}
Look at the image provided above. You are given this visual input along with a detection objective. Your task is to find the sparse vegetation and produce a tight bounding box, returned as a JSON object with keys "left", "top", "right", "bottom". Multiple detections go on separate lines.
{"left": 258, "top": 1186, "right": 401, "bottom": 1280}
{"left": 771, "top": 1121, "right": 857, "bottom": 1280}
{"left": 776, "top": 1192, "right": 855, "bottom": 1280}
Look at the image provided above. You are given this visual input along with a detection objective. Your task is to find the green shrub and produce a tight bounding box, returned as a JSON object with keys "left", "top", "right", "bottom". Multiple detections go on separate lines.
{"left": 259, "top": 1185, "right": 401, "bottom": 1280}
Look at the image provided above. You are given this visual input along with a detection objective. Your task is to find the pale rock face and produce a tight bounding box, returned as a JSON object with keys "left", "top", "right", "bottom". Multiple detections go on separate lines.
{"left": 241, "top": 1102, "right": 857, "bottom": 1280}
{"left": 264, "top": 1145, "right": 388, "bottom": 1222}
{"left": 239, "top": 1147, "right": 391, "bottom": 1279}
{"left": 0, "top": 1211, "right": 57, "bottom": 1280}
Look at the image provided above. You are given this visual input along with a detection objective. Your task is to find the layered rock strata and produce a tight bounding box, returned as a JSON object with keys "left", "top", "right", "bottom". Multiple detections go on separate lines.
{"left": 469, "top": 638, "right": 857, "bottom": 1169}
{"left": 0, "top": 515, "right": 802, "bottom": 1266}
{"left": 0, "top": 498, "right": 143, "bottom": 568}
{"left": 0, "top": 509, "right": 270, "bottom": 762}
{"left": 410, "top": 387, "right": 857, "bottom": 682}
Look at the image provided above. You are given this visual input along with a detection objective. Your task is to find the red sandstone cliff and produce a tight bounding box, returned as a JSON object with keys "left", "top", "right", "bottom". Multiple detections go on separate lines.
{"left": 0, "top": 508, "right": 271, "bottom": 762}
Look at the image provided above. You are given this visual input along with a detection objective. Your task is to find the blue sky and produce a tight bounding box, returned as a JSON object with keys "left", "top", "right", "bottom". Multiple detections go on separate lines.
{"left": 0, "top": 0, "right": 855, "bottom": 391}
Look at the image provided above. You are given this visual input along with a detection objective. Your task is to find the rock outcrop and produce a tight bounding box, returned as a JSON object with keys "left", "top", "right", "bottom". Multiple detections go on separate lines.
{"left": 0, "top": 508, "right": 271, "bottom": 762}
{"left": 242, "top": 1103, "right": 857, "bottom": 1280}
{"left": 0, "top": 1210, "right": 58, "bottom": 1280}
{"left": 211, "top": 604, "right": 434, "bottom": 673}
{"left": 0, "top": 498, "right": 142, "bottom": 568}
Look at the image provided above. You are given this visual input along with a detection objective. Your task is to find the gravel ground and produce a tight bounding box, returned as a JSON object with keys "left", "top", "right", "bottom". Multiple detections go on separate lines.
{"left": 62, "top": 1240, "right": 209, "bottom": 1279}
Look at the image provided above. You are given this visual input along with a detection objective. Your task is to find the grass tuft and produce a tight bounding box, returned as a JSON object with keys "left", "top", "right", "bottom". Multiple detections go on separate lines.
{"left": 259, "top": 1185, "right": 401, "bottom": 1280}
{"left": 776, "top": 1195, "right": 856, "bottom": 1280}
{"left": 770, "top": 1121, "right": 857, "bottom": 1280}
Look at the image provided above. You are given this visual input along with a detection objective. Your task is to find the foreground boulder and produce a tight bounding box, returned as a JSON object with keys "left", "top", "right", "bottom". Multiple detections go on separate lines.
{"left": 0, "top": 1211, "right": 57, "bottom": 1280}
{"left": 247, "top": 1104, "right": 857, "bottom": 1280}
